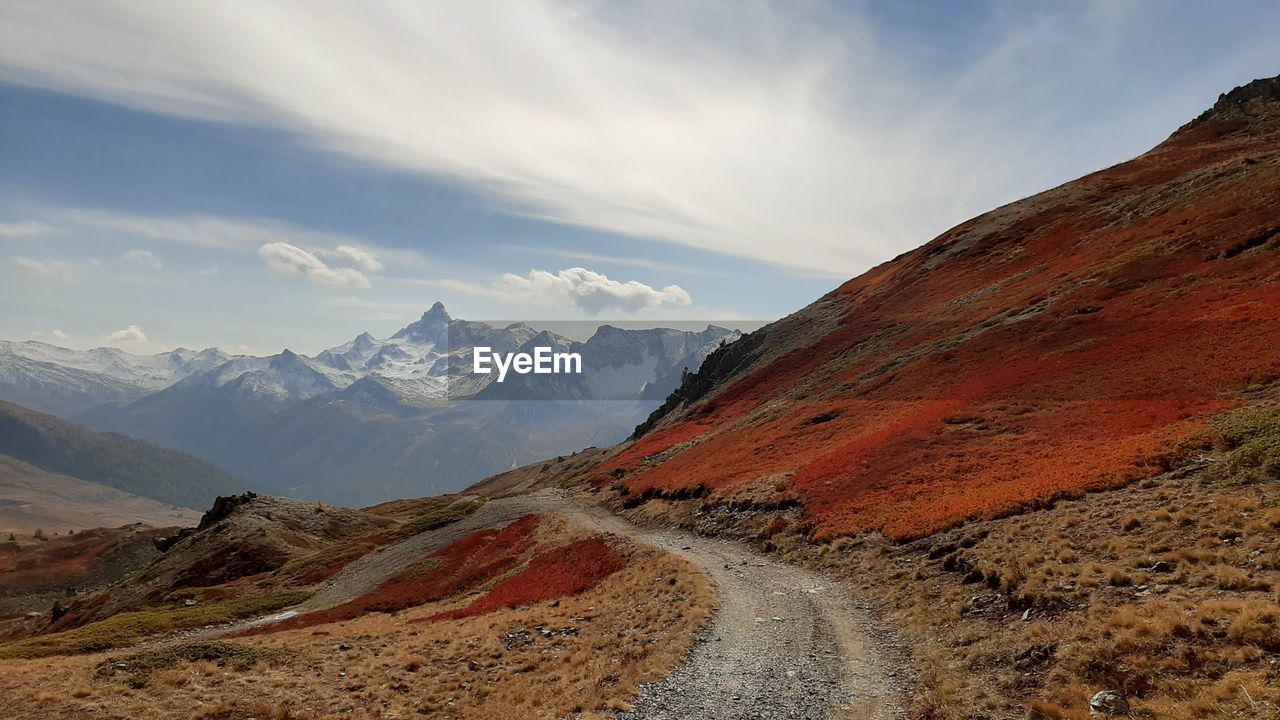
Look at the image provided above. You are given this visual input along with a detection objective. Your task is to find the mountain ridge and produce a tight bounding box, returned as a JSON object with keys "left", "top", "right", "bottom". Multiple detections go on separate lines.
{"left": 7, "top": 307, "right": 741, "bottom": 504}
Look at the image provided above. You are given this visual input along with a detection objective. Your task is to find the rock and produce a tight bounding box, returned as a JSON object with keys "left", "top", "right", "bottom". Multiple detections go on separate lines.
{"left": 1149, "top": 560, "right": 1174, "bottom": 573}
{"left": 183, "top": 598, "right": 197, "bottom": 607}
{"left": 547, "top": 599, "right": 560, "bottom": 608}
{"left": 1090, "top": 690, "right": 1130, "bottom": 716}
{"left": 338, "top": 643, "right": 351, "bottom": 651}
{"left": 1012, "top": 644, "right": 1055, "bottom": 671}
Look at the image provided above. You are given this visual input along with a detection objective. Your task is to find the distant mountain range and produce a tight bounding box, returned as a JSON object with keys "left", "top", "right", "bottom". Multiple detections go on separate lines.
{"left": 0, "top": 305, "right": 737, "bottom": 505}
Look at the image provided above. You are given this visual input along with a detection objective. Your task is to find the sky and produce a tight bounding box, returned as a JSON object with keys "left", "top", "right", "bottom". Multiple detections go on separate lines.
{"left": 1, "top": 0, "right": 1278, "bottom": 355}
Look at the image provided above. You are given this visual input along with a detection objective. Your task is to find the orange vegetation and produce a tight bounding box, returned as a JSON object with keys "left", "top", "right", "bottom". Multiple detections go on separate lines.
{"left": 603, "top": 97, "right": 1280, "bottom": 540}
{"left": 429, "top": 538, "right": 626, "bottom": 621}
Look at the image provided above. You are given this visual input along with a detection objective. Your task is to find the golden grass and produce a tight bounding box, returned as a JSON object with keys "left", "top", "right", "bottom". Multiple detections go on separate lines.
{"left": 0, "top": 591, "right": 310, "bottom": 660}
{"left": 0, "top": 520, "right": 715, "bottom": 719}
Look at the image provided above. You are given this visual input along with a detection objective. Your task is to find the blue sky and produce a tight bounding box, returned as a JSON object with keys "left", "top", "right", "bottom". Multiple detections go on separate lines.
{"left": 1, "top": 0, "right": 1278, "bottom": 355}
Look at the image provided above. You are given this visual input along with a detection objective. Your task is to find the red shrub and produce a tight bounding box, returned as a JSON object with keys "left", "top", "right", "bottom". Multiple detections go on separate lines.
{"left": 240, "top": 515, "right": 541, "bottom": 635}
{"left": 428, "top": 538, "right": 626, "bottom": 621}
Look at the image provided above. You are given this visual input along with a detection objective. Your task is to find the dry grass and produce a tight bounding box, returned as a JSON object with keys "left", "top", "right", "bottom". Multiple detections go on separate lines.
{"left": 0, "top": 518, "right": 715, "bottom": 719}
{"left": 794, "top": 404, "right": 1280, "bottom": 719}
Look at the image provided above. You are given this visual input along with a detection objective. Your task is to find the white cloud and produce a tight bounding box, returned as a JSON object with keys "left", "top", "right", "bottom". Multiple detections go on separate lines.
{"left": 3, "top": 4, "right": 1278, "bottom": 275}
{"left": 11, "top": 256, "right": 79, "bottom": 281}
{"left": 496, "top": 267, "right": 691, "bottom": 316}
{"left": 0, "top": 0, "right": 1237, "bottom": 277}
{"left": 105, "top": 324, "right": 147, "bottom": 344}
{"left": 51, "top": 329, "right": 69, "bottom": 340}
{"left": 121, "top": 248, "right": 163, "bottom": 270}
{"left": 197, "top": 265, "right": 219, "bottom": 276}
{"left": 258, "top": 241, "right": 371, "bottom": 288}
{"left": 326, "top": 245, "right": 384, "bottom": 273}
{"left": 0, "top": 221, "right": 56, "bottom": 238}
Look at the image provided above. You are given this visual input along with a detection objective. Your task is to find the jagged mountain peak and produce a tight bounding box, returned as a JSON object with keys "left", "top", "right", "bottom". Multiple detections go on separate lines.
{"left": 392, "top": 302, "right": 452, "bottom": 342}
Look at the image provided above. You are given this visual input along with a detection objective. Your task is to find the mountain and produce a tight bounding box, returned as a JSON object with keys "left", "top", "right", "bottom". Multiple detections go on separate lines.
{"left": 597, "top": 74, "right": 1280, "bottom": 542}
{"left": 41, "top": 307, "right": 737, "bottom": 504}
{"left": 476, "top": 324, "right": 740, "bottom": 401}
{"left": 0, "top": 454, "right": 201, "bottom": 533}
{"left": 0, "top": 341, "right": 232, "bottom": 417}
{"left": 0, "top": 400, "right": 248, "bottom": 509}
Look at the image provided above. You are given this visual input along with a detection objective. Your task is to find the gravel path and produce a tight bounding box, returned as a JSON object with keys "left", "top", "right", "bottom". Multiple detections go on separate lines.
{"left": 565, "top": 502, "right": 904, "bottom": 720}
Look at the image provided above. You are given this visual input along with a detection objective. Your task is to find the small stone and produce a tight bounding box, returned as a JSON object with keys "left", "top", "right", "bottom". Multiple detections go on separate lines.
{"left": 1090, "top": 690, "right": 1130, "bottom": 716}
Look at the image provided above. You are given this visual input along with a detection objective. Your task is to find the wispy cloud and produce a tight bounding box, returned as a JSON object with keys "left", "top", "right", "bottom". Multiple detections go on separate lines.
{"left": 3, "top": 3, "right": 1278, "bottom": 276}
{"left": 0, "top": 0, "right": 1211, "bottom": 276}
{"left": 11, "top": 256, "right": 80, "bottom": 281}
{"left": 497, "top": 244, "right": 719, "bottom": 276}
{"left": 121, "top": 248, "right": 163, "bottom": 270}
{"left": 67, "top": 209, "right": 352, "bottom": 254}
{"left": 0, "top": 221, "right": 56, "bottom": 238}
{"left": 259, "top": 241, "right": 370, "bottom": 289}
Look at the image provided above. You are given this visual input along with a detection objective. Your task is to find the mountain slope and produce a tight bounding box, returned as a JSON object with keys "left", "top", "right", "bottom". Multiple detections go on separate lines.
{"left": 0, "top": 400, "right": 248, "bottom": 508}
{"left": 600, "top": 75, "right": 1280, "bottom": 541}
{"left": 0, "top": 454, "right": 201, "bottom": 533}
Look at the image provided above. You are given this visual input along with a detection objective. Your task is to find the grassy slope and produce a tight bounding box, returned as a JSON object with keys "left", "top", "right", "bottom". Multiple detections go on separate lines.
{"left": 0, "top": 399, "right": 248, "bottom": 508}
{"left": 0, "top": 454, "right": 201, "bottom": 533}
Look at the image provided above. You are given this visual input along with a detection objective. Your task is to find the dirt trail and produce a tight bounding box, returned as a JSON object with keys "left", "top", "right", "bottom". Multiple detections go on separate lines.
{"left": 565, "top": 500, "right": 903, "bottom": 720}
{"left": 246, "top": 490, "right": 904, "bottom": 719}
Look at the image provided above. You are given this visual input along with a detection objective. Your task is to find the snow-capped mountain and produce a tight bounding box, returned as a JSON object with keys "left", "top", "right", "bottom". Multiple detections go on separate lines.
{"left": 0, "top": 341, "right": 235, "bottom": 416}
{"left": 4, "top": 304, "right": 742, "bottom": 504}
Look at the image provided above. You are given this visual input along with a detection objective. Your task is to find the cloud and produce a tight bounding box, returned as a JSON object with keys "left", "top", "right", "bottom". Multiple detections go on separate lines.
{"left": 121, "top": 248, "right": 163, "bottom": 270}
{"left": 51, "top": 329, "right": 69, "bottom": 340}
{"left": 258, "top": 241, "right": 371, "bottom": 288}
{"left": 197, "top": 265, "right": 219, "bottom": 276}
{"left": 3, "top": 4, "right": 1279, "bottom": 275}
{"left": 57, "top": 209, "right": 427, "bottom": 269}
{"left": 325, "top": 245, "right": 384, "bottom": 273}
{"left": 0, "top": 221, "right": 56, "bottom": 238}
{"left": 496, "top": 267, "right": 691, "bottom": 316}
{"left": 105, "top": 324, "right": 147, "bottom": 343}
{"left": 11, "top": 256, "right": 78, "bottom": 281}
{"left": 68, "top": 209, "right": 357, "bottom": 254}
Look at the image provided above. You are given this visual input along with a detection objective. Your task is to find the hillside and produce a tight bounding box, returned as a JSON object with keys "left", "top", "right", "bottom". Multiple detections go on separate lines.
{"left": 0, "top": 400, "right": 247, "bottom": 509}
{"left": 0, "top": 489, "right": 719, "bottom": 719}
{"left": 600, "top": 74, "right": 1280, "bottom": 542}
{"left": 0, "top": 454, "right": 200, "bottom": 533}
